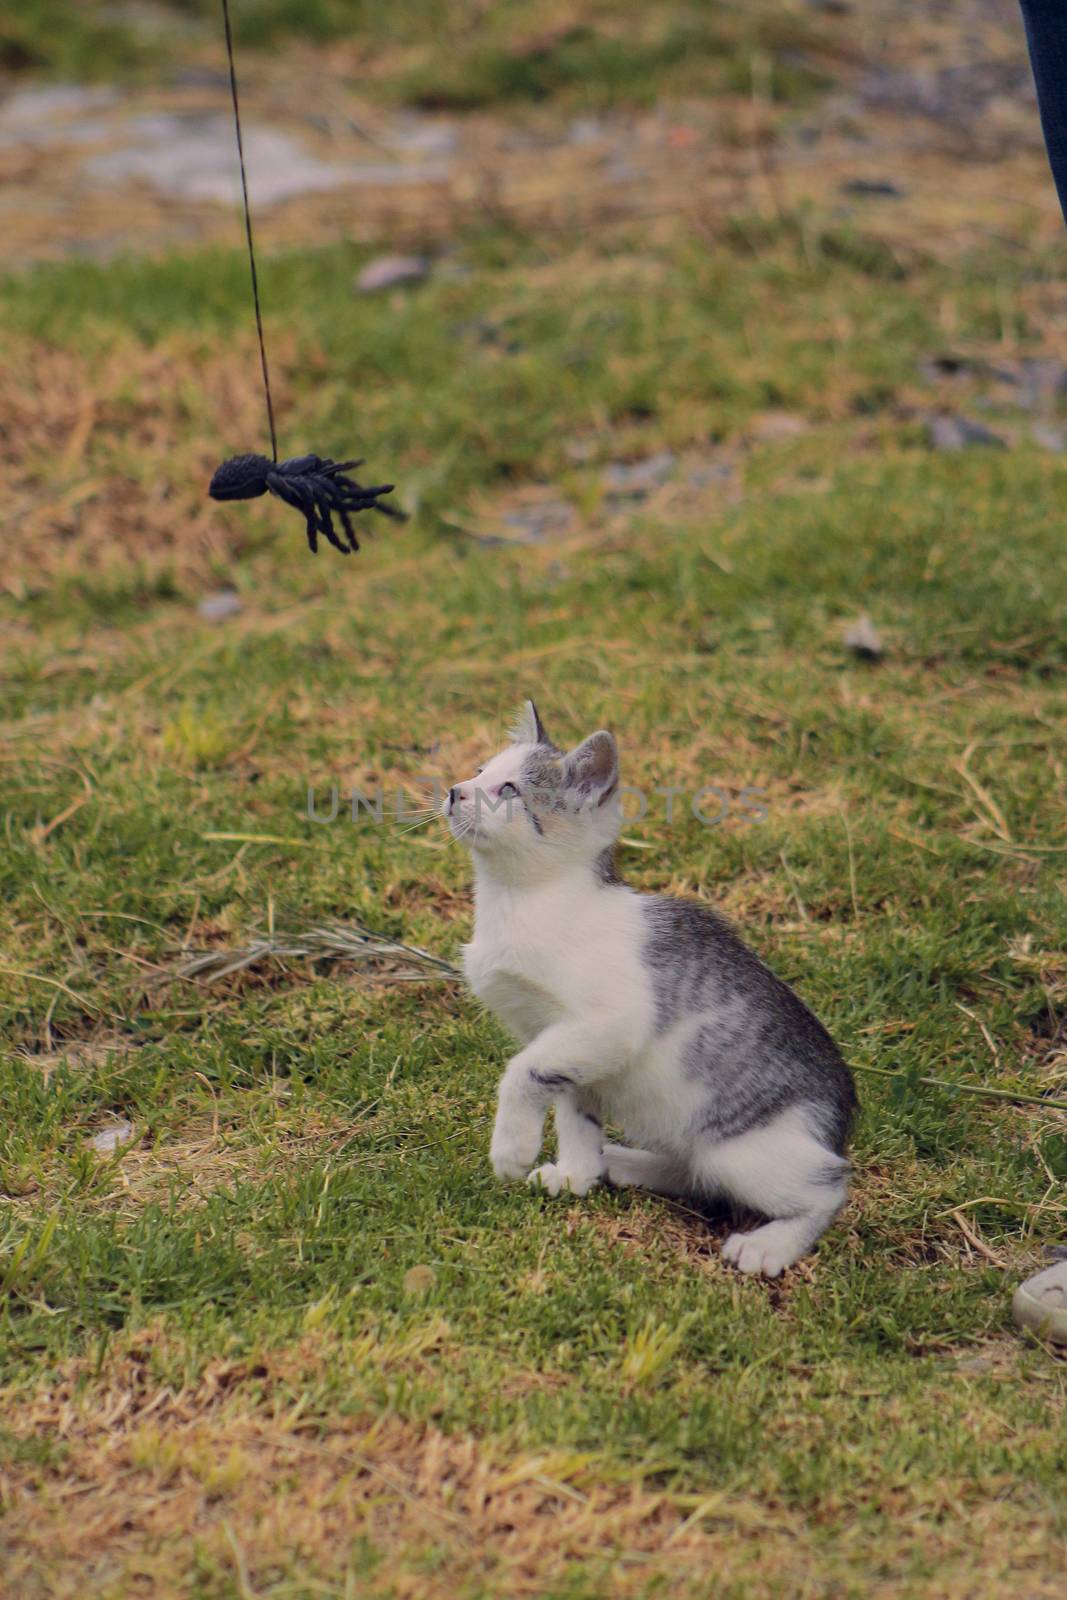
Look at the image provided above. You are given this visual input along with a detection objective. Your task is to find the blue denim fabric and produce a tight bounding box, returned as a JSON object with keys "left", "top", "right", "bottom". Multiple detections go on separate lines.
{"left": 1021, "top": 1, "right": 1067, "bottom": 224}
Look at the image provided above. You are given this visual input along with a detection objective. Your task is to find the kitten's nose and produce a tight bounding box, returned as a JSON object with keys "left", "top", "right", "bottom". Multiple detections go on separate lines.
{"left": 448, "top": 786, "right": 459, "bottom": 811}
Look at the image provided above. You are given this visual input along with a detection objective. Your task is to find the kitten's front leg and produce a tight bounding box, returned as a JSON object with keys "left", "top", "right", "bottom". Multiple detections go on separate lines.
{"left": 528, "top": 1097, "right": 605, "bottom": 1197}
{"left": 489, "top": 1020, "right": 613, "bottom": 1183}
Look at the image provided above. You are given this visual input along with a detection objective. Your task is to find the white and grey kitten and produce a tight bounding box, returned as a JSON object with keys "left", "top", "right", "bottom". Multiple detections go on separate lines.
{"left": 444, "top": 702, "right": 857, "bottom": 1278}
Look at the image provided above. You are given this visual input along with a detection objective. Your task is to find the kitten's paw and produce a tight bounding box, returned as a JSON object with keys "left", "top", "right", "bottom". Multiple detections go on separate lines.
{"left": 490, "top": 1121, "right": 541, "bottom": 1182}
{"left": 527, "top": 1163, "right": 601, "bottom": 1198}
{"left": 722, "top": 1222, "right": 805, "bottom": 1280}
{"left": 491, "top": 1148, "right": 531, "bottom": 1182}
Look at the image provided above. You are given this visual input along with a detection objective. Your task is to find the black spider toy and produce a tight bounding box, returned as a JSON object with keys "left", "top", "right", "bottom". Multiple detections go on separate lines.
{"left": 209, "top": 453, "right": 404, "bottom": 555}
{"left": 208, "top": 4, "right": 404, "bottom": 560}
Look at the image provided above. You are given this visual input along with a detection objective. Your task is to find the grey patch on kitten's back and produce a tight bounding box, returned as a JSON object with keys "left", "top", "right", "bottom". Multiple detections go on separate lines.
{"left": 642, "top": 898, "right": 857, "bottom": 1153}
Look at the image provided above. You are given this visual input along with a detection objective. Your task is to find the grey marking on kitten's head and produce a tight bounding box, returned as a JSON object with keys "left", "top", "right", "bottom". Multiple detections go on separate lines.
{"left": 562, "top": 730, "right": 619, "bottom": 810}
{"left": 445, "top": 701, "right": 625, "bottom": 884}
{"left": 509, "top": 705, "right": 620, "bottom": 825}
{"left": 517, "top": 730, "right": 619, "bottom": 818}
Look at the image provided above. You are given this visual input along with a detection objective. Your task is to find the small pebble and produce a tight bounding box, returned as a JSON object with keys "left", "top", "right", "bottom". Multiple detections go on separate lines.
{"left": 197, "top": 590, "right": 242, "bottom": 622}
{"left": 601, "top": 450, "right": 675, "bottom": 495}
{"left": 927, "top": 415, "right": 1006, "bottom": 452}
{"left": 841, "top": 178, "right": 903, "bottom": 198}
{"left": 919, "top": 353, "right": 977, "bottom": 381}
{"left": 843, "top": 614, "right": 884, "bottom": 661}
{"left": 355, "top": 254, "right": 429, "bottom": 293}
{"left": 89, "top": 1119, "right": 134, "bottom": 1154}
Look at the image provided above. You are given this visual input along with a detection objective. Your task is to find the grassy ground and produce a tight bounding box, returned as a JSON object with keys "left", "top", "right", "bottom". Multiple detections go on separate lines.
{"left": 2, "top": 4, "right": 1067, "bottom": 1596}
{"left": 1, "top": 0, "right": 823, "bottom": 105}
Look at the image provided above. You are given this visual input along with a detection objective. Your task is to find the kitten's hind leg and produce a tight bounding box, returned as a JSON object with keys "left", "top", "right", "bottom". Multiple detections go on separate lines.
{"left": 696, "top": 1106, "right": 849, "bottom": 1279}
{"left": 603, "top": 1143, "right": 689, "bottom": 1198}
{"left": 720, "top": 1212, "right": 837, "bottom": 1278}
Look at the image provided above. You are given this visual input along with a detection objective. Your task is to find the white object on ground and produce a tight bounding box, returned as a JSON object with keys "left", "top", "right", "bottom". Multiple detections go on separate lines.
{"left": 355, "top": 254, "right": 430, "bottom": 292}
{"left": 843, "top": 613, "right": 884, "bottom": 659}
{"left": 89, "top": 1119, "right": 134, "bottom": 1154}
{"left": 84, "top": 116, "right": 447, "bottom": 205}
{"left": 197, "top": 590, "right": 242, "bottom": 622}
{"left": 1012, "top": 1259, "right": 1067, "bottom": 1346}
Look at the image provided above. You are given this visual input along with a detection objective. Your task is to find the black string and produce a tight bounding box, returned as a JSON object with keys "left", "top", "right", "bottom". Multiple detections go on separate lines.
{"left": 220, "top": 0, "right": 278, "bottom": 464}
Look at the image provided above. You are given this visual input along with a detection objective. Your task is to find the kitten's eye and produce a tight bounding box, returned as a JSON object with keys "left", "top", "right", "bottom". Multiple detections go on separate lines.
{"left": 499, "top": 782, "right": 520, "bottom": 799}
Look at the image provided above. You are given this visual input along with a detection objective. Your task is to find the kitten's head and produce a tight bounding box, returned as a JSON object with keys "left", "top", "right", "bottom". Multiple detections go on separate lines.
{"left": 443, "top": 700, "right": 620, "bottom": 883}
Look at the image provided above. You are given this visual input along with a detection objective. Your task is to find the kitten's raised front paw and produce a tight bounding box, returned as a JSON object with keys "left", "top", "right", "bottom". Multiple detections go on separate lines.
{"left": 527, "top": 1162, "right": 601, "bottom": 1198}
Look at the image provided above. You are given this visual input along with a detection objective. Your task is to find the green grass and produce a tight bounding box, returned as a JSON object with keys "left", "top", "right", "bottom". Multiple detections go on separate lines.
{"left": 1, "top": 0, "right": 825, "bottom": 109}
{"left": 1, "top": 99, "right": 1066, "bottom": 1598}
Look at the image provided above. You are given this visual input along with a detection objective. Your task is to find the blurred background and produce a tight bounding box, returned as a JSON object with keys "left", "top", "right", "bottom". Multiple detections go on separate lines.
{"left": 3, "top": 0, "right": 1065, "bottom": 597}
{"left": 0, "top": 2, "right": 1057, "bottom": 264}
{"left": 3, "top": 11, "right": 1067, "bottom": 1595}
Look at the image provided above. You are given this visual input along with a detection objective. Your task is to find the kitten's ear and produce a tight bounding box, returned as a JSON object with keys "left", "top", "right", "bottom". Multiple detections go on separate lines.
{"left": 511, "top": 698, "right": 549, "bottom": 747}
{"left": 562, "top": 731, "right": 618, "bottom": 808}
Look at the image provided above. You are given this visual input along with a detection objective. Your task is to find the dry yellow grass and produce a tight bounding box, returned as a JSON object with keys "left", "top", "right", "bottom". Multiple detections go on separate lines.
{"left": 2, "top": 1327, "right": 1064, "bottom": 1600}
{"left": 0, "top": 335, "right": 274, "bottom": 598}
